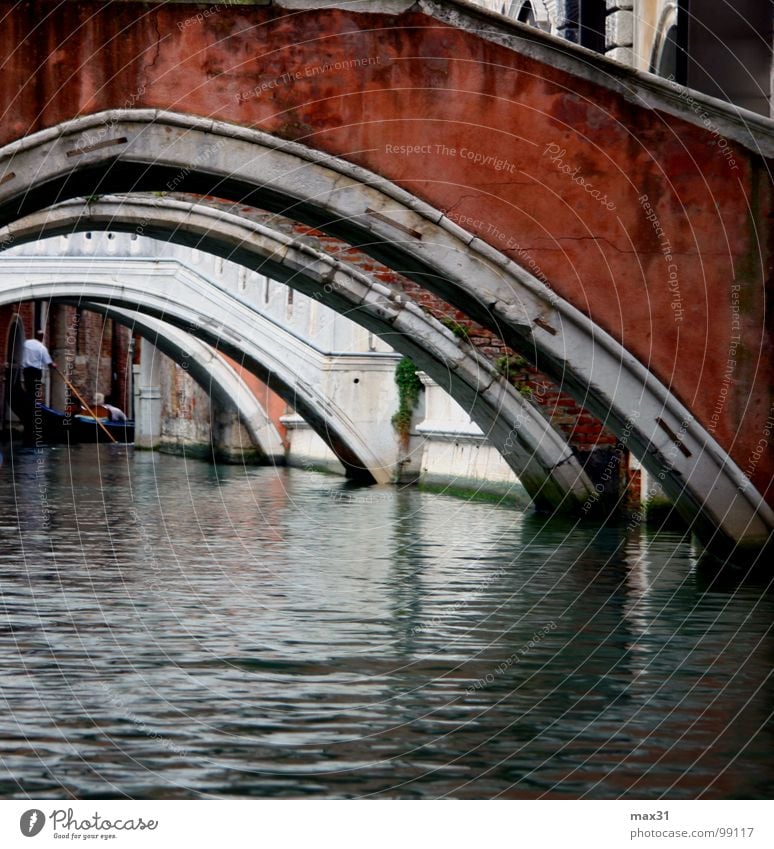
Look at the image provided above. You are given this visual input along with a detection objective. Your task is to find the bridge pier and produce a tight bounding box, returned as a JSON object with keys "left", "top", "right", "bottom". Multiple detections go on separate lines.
{"left": 135, "top": 343, "right": 162, "bottom": 451}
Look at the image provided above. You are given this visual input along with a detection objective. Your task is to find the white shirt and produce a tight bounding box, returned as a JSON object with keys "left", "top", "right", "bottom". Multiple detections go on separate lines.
{"left": 22, "top": 339, "right": 52, "bottom": 370}
{"left": 103, "top": 404, "right": 127, "bottom": 422}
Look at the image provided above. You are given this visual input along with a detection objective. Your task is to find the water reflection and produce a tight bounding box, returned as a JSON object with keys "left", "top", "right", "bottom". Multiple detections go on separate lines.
{"left": 0, "top": 446, "right": 772, "bottom": 798}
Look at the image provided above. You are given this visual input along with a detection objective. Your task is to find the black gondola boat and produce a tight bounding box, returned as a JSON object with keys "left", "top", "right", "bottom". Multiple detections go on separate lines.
{"left": 35, "top": 403, "right": 135, "bottom": 444}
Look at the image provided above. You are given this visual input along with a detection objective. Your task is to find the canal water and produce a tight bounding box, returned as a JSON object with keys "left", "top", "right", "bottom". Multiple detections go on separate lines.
{"left": 1, "top": 445, "right": 772, "bottom": 799}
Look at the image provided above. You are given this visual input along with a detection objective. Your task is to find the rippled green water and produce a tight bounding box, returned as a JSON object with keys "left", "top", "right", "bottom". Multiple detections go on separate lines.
{"left": 0, "top": 445, "right": 772, "bottom": 799}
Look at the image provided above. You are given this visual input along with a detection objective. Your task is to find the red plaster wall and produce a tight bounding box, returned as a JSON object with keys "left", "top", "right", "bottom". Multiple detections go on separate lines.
{"left": 0, "top": 2, "right": 770, "bottom": 498}
{"left": 219, "top": 352, "right": 288, "bottom": 445}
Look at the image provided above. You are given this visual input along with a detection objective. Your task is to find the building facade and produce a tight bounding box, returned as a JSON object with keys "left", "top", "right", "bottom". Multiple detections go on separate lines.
{"left": 478, "top": 0, "right": 771, "bottom": 116}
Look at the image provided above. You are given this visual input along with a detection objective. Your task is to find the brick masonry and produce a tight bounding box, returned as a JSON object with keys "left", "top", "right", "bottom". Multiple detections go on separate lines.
{"left": 1, "top": 302, "right": 133, "bottom": 419}
{"left": 289, "top": 220, "right": 626, "bottom": 489}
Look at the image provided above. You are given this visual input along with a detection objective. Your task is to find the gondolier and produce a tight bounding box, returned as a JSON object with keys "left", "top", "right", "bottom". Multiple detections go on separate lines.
{"left": 22, "top": 330, "right": 57, "bottom": 446}
{"left": 22, "top": 329, "right": 57, "bottom": 389}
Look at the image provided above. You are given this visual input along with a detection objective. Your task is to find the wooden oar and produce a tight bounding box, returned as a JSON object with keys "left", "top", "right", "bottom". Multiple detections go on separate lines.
{"left": 52, "top": 367, "right": 118, "bottom": 444}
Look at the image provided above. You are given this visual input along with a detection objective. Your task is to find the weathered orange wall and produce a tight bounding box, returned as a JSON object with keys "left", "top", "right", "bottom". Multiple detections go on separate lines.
{"left": 219, "top": 352, "right": 288, "bottom": 445}
{"left": 0, "top": 2, "right": 770, "bottom": 497}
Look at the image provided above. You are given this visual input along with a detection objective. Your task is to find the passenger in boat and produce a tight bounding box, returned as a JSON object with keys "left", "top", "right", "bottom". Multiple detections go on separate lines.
{"left": 22, "top": 330, "right": 57, "bottom": 446}
{"left": 102, "top": 395, "right": 127, "bottom": 422}
{"left": 84, "top": 393, "right": 126, "bottom": 422}
{"left": 82, "top": 392, "right": 109, "bottom": 420}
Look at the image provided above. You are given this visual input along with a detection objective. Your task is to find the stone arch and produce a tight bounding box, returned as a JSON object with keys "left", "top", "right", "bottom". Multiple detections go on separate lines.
{"left": 71, "top": 303, "right": 286, "bottom": 463}
{"left": 0, "top": 272, "right": 391, "bottom": 484}
{"left": 1, "top": 196, "right": 596, "bottom": 511}
{"left": 0, "top": 112, "right": 770, "bottom": 554}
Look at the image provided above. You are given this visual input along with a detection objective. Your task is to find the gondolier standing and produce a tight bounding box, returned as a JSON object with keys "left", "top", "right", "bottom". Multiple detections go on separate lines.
{"left": 22, "top": 329, "right": 57, "bottom": 446}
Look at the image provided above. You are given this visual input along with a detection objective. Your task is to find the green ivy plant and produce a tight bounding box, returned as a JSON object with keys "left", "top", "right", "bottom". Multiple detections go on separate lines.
{"left": 391, "top": 357, "right": 423, "bottom": 443}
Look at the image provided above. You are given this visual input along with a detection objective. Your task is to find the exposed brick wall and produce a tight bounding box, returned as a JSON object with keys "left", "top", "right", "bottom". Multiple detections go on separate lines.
{"left": 187, "top": 195, "right": 619, "bottom": 463}
{"left": 0, "top": 303, "right": 134, "bottom": 415}
{"left": 1, "top": 302, "right": 136, "bottom": 428}
{"left": 160, "top": 358, "right": 213, "bottom": 450}
{"left": 293, "top": 224, "right": 621, "bottom": 463}
{"left": 48, "top": 305, "right": 130, "bottom": 410}
{"left": 111, "top": 318, "right": 132, "bottom": 414}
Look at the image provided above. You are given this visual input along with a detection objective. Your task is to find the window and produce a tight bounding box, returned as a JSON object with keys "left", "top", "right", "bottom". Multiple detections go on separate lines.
{"left": 579, "top": 0, "right": 606, "bottom": 54}
{"left": 504, "top": 1, "right": 535, "bottom": 26}
{"left": 517, "top": 1, "right": 535, "bottom": 26}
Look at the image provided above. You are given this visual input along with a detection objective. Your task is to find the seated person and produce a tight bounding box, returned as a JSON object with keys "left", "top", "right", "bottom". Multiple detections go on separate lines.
{"left": 78, "top": 392, "right": 108, "bottom": 420}
{"left": 103, "top": 394, "right": 127, "bottom": 422}
{"left": 78, "top": 393, "right": 128, "bottom": 422}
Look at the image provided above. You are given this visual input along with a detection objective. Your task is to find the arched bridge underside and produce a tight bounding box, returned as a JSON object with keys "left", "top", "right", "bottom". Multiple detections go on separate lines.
{"left": 71, "top": 303, "right": 286, "bottom": 463}
{"left": 0, "top": 263, "right": 394, "bottom": 484}
{"left": 0, "top": 218, "right": 591, "bottom": 504}
{"left": 0, "top": 111, "right": 770, "bottom": 557}
{"left": 0, "top": 0, "right": 772, "bottom": 557}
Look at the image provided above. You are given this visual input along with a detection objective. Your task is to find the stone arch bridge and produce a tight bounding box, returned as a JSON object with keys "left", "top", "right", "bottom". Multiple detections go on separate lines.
{"left": 0, "top": 0, "right": 771, "bottom": 558}
{"left": 0, "top": 218, "right": 590, "bottom": 502}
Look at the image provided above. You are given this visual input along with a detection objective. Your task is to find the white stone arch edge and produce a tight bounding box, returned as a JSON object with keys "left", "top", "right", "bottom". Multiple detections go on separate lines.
{"left": 2, "top": 195, "right": 594, "bottom": 511}
{"left": 73, "top": 302, "right": 286, "bottom": 462}
{"left": 0, "top": 110, "right": 770, "bottom": 553}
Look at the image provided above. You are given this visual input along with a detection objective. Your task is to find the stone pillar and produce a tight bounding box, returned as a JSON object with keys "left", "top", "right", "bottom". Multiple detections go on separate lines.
{"left": 211, "top": 404, "right": 264, "bottom": 464}
{"left": 135, "top": 339, "right": 161, "bottom": 449}
{"left": 50, "top": 305, "right": 71, "bottom": 412}
{"left": 605, "top": 1, "right": 634, "bottom": 65}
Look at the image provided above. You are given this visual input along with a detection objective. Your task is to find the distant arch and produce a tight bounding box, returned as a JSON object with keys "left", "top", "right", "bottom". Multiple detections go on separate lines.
{"left": 74, "top": 303, "right": 285, "bottom": 463}
{"left": 0, "top": 269, "right": 390, "bottom": 483}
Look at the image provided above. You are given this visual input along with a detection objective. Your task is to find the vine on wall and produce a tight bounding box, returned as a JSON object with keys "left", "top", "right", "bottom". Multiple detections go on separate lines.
{"left": 391, "top": 357, "right": 423, "bottom": 443}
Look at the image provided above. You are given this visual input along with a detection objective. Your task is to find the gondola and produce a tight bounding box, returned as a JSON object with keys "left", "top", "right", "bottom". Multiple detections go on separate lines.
{"left": 34, "top": 403, "right": 135, "bottom": 444}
